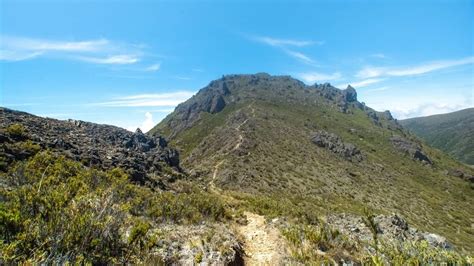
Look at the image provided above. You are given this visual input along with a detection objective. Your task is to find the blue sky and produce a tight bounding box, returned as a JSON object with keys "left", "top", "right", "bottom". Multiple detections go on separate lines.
{"left": 1, "top": 0, "right": 473, "bottom": 132}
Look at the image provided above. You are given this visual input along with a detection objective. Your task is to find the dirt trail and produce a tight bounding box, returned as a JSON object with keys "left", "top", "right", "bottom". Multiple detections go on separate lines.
{"left": 209, "top": 104, "right": 287, "bottom": 265}
{"left": 236, "top": 212, "right": 287, "bottom": 265}
{"left": 209, "top": 103, "right": 255, "bottom": 190}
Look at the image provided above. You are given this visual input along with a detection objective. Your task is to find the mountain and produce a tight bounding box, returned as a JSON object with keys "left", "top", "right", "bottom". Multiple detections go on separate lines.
{"left": 152, "top": 73, "right": 474, "bottom": 255}
{"left": 400, "top": 108, "right": 474, "bottom": 165}
{"left": 2, "top": 74, "right": 474, "bottom": 264}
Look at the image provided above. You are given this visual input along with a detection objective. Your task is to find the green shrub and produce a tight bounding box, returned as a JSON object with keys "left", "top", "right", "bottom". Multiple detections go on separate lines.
{"left": 282, "top": 222, "right": 356, "bottom": 263}
{"left": 5, "top": 124, "right": 27, "bottom": 139}
{"left": 0, "top": 151, "right": 230, "bottom": 264}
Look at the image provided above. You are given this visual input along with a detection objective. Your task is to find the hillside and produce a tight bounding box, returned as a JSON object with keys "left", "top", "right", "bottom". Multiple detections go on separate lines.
{"left": 400, "top": 108, "right": 474, "bottom": 165}
{"left": 152, "top": 73, "right": 474, "bottom": 257}
{"left": 1, "top": 74, "right": 474, "bottom": 264}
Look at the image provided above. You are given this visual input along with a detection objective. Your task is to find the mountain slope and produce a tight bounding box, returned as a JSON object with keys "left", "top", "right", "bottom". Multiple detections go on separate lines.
{"left": 151, "top": 73, "right": 474, "bottom": 253}
{"left": 400, "top": 108, "right": 474, "bottom": 165}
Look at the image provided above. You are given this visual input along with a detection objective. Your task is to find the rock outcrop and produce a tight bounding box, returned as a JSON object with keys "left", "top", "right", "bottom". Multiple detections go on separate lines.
{"left": 163, "top": 79, "right": 230, "bottom": 137}
{"left": 0, "top": 108, "right": 182, "bottom": 187}
{"left": 447, "top": 168, "right": 474, "bottom": 183}
{"left": 390, "top": 135, "right": 432, "bottom": 165}
{"left": 312, "top": 130, "right": 364, "bottom": 162}
{"left": 327, "top": 213, "right": 452, "bottom": 249}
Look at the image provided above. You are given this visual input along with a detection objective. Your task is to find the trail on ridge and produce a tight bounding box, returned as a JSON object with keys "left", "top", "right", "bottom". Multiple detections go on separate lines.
{"left": 208, "top": 103, "right": 288, "bottom": 265}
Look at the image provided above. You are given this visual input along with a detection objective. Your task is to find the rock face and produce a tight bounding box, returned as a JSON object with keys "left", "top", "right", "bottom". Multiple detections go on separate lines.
{"left": 0, "top": 108, "right": 181, "bottom": 187}
{"left": 312, "top": 130, "right": 363, "bottom": 162}
{"left": 390, "top": 135, "right": 432, "bottom": 165}
{"left": 164, "top": 78, "right": 230, "bottom": 137}
{"left": 343, "top": 85, "right": 358, "bottom": 102}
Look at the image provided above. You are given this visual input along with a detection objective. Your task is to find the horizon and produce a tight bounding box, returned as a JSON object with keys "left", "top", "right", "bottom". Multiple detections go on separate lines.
{"left": 1, "top": 0, "right": 473, "bottom": 131}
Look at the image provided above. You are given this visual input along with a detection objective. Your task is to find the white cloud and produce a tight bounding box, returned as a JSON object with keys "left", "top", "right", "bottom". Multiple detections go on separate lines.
{"left": 0, "top": 50, "right": 44, "bottom": 61}
{"left": 337, "top": 78, "right": 384, "bottom": 89}
{"left": 255, "top": 36, "right": 320, "bottom": 47}
{"left": 95, "top": 91, "right": 195, "bottom": 107}
{"left": 368, "top": 95, "right": 472, "bottom": 119}
{"left": 77, "top": 54, "right": 139, "bottom": 64}
{"left": 1, "top": 36, "right": 109, "bottom": 52}
{"left": 141, "top": 112, "right": 155, "bottom": 132}
{"left": 393, "top": 102, "right": 472, "bottom": 119}
{"left": 356, "top": 56, "right": 474, "bottom": 78}
{"left": 126, "top": 112, "right": 155, "bottom": 132}
{"left": 253, "top": 35, "right": 322, "bottom": 64}
{"left": 285, "top": 49, "right": 314, "bottom": 64}
{"left": 144, "top": 63, "right": 160, "bottom": 72}
{"left": 0, "top": 35, "right": 144, "bottom": 65}
{"left": 365, "top": 86, "right": 390, "bottom": 92}
{"left": 298, "top": 72, "right": 342, "bottom": 84}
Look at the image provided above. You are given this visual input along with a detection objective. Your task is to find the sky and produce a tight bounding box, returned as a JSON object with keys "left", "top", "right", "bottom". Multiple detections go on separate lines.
{"left": 1, "top": 0, "right": 473, "bottom": 132}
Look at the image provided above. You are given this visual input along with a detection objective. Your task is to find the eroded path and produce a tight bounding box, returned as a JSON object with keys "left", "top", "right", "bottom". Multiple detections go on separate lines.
{"left": 236, "top": 212, "right": 288, "bottom": 265}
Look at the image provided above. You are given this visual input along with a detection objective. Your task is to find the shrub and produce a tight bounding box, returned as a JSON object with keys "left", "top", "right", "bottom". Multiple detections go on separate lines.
{"left": 0, "top": 151, "right": 230, "bottom": 264}
{"left": 5, "top": 124, "right": 27, "bottom": 139}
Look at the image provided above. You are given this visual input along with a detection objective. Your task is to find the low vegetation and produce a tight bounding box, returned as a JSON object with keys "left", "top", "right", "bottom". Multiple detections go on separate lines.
{"left": 0, "top": 150, "right": 230, "bottom": 264}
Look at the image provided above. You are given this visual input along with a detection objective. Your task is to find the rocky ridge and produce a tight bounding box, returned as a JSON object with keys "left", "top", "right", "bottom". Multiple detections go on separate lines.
{"left": 0, "top": 107, "right": 182, "bottom": 187}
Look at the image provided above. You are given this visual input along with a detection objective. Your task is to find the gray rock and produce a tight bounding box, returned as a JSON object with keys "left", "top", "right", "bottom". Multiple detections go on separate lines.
{"left": 344, "top": 85, "right": 357, "bottom": 102}
{"left": 312, "top": 130, "right": 364, "bottom": 162}
{"left": 390, "top": 135, "right": 432, "bottom": 165}
{"left": 0, "top": 107, "right": 182, "bottom": 188}
{"left": 422, "top": 233, "right": 451, "bottom": 249}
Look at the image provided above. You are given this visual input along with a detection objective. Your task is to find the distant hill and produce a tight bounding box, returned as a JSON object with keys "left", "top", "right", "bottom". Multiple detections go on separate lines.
{"left": 400, "top": 108, "right": 474, "bottom": 165}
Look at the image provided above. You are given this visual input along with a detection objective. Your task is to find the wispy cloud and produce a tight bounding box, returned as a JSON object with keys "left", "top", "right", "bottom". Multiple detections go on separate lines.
{"left": 94, "top": 91, "right": 195, "bottom": 107}
{"left": 365, "top": 86, "right": 390, "bottom": 92}
{"left": 253, "top": 35, "right": 322, "bottom": 64}
{"left": 336, "top": 78, "right": 384, "bottom": 88}
{"left": 255, "top": 36, "right": 322, "bottom": 47}
{"left": 0, "top": 50, "right": 44, "bottom": 61}
{"left": 144, "top": 63, "right": 161, "bottom": 72}
{"left": 1, "top": 36, "right": 110, "bottom": 52}
{"left": 77, "top": 54, "right": 139, "bottom": 65}
{"left": 0, "top": 35, "right": 144, "bottom": 65}
{"left": 174, "top": 76, "right": 192, "bottom": 80}
{"left": 297, "top": 72, "right": 342, "bottom": 84}
{"left": 356, "top": 56, "right": 474, "bottom": 78}
{"left": 370, "top": 53, "right": 387, "bottom": 59}
{"left": 284, "top": 49, "right": 314, "bottom": 64}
